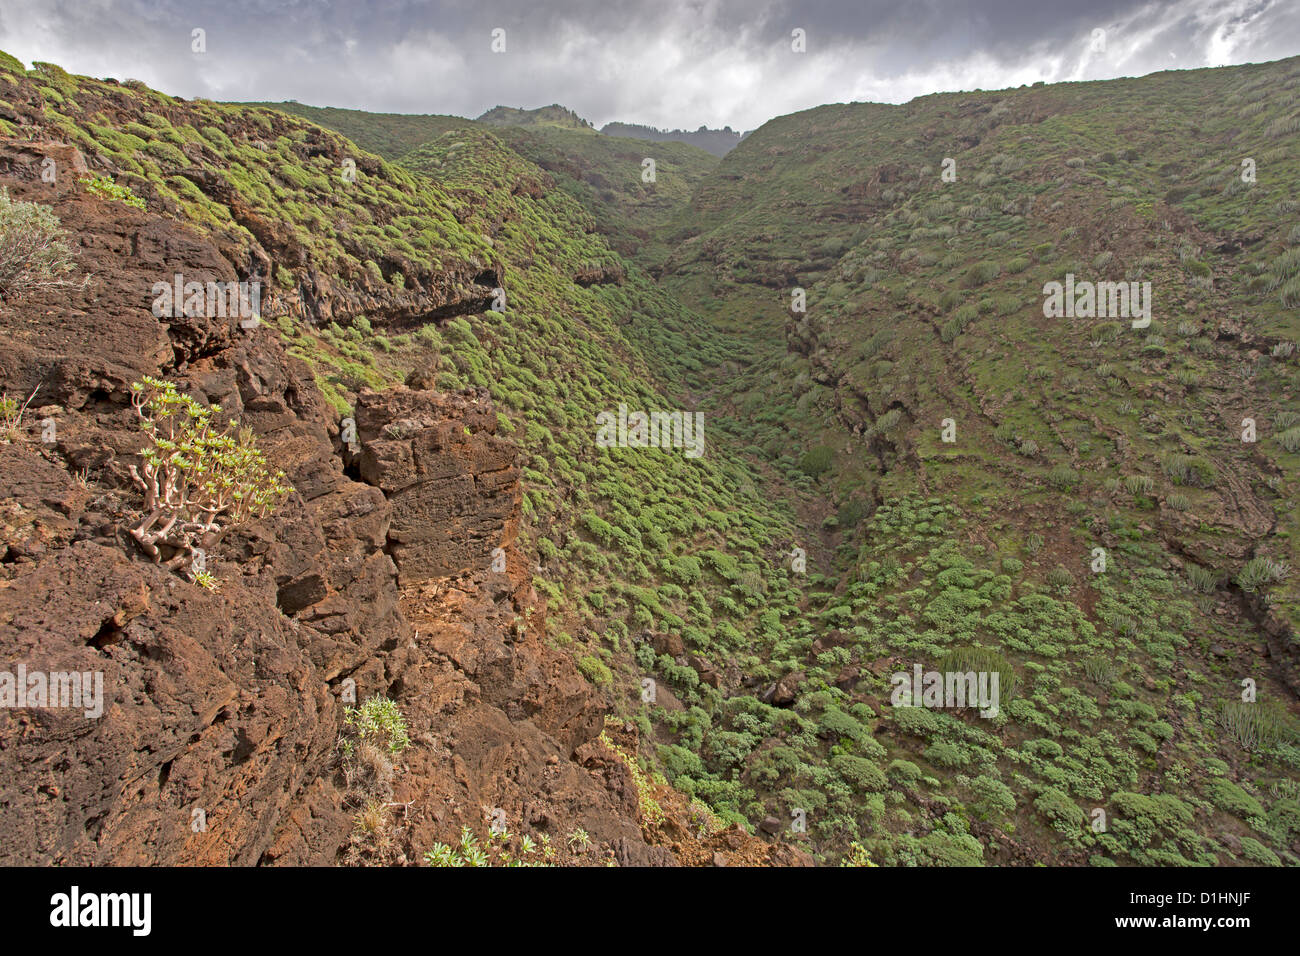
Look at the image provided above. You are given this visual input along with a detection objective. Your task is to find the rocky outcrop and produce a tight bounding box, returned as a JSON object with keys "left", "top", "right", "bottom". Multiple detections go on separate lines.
{"left": 574, "top": 261, "right": 625, "bottom": 287}
{"left": 353, "top": 387, "right": 519, "bottom": 583}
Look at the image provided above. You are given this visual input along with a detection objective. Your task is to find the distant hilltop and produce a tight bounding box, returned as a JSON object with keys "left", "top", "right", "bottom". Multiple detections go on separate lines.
{"left": 475, "top": 104, "right": 596, "bottom": 132}
{"left": 474, "top": 104, "right": 747, "bottom": 156}
{"left": 600, "top": 122, "right": 747, "bottom": 157}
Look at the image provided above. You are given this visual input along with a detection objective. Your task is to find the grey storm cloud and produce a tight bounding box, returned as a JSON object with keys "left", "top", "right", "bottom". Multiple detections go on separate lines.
{"left": 1, "top": 0, "right": 1297, "bottom": 131}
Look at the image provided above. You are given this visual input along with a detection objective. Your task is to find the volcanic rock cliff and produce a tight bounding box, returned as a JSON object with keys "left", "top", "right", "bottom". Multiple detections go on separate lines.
{"left": 0, "top": 135, "right": 797, "bottom": 866}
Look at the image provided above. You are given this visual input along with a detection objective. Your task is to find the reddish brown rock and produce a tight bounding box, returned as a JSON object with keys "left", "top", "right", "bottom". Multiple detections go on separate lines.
{"left": 353, "top": 386, "right": 520, "bottom": 583}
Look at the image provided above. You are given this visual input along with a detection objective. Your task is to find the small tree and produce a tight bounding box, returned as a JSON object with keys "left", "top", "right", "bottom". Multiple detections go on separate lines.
{"left": 128, "top": 376, "right": 291, "bottom": 576}
{"left": 0, "top": 187, "right": 75, "bottom": 301}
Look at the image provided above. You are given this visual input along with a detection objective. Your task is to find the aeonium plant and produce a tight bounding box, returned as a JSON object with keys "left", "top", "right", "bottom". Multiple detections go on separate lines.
{"left": 127, "top": 376, "right": 292, "bottom": 583}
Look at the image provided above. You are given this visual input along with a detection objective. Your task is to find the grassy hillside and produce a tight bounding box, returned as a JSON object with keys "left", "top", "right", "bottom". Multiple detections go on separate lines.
{"left": 255, "top": 101, "right": 720, "bottom": 262}
{"left": 652, "top": 57, "right": 1300, "bottom": 864}
{"left": 241, "top": 101, "right": 473, "bottom": 160}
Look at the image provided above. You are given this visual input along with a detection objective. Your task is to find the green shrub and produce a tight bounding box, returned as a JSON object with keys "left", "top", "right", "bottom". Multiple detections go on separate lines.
{"left": 1265, "top": 799, "right": 1300, "bottom": 844}
{"left": 1160, "top": 453, "right": 1215, "bottom": 488}
{"left": 1034, "top": 787, "right": 1084, "bottom": 832}
{"left": 0, "top": 187, "right": 76, "bottom": 300}
{"left": 79, "top": 174, "right": 146, "bottom": 209}
{"left": 1279, "top": 276, "right": 1300, "bottom": 308}
{"left": 939, "top": 646, "right": 1018, "bottom": 700}
{"left": 423, "top": 826, "right": 553, "bottom": 867}
{"left": 1205, "top": 778, "right": 1264, "bottom": 819}
{"left": 1238, "top": 836, "right": 1281, "bottom": 866}
{"left": 1185, "top": 564, "right": 1218, "bottom": 593}
{"left": 127, "top": 376, "right": 292, "bottom": 574}
{"left": 1236, "top": 556, "right": 1289, "bottom": 592}
{"left": 941, "top": 303, "right": 979, "bottom": 342}
{"left": 831, "top": 754, "right": 889, "bottom": 791}
{"left": 799, "top": 445, "right": 834, "bottom": 477}
{"left": 965, "top": 261, "right": 1001, "bottom": 287}
{"left": 923, "top": 741, "right": 969, "bottom": 768}
{"left": 970, "top": 775, "right": 1016, "bottom": 817}
{"left": 1099, "top": 321, "right": 1128, "bottom": 346}
{"left": 1047, "top": 465, "right": 1079, "bottom": 490}
{"left": 1123, "top": 475, "right": 1155, "bottom": 496}
{"left": 344, "top": 695, "right": 410, "bottom": 755}
{"left": 1218, "top": 700, "right": 1298, "bottom": 750}
{"left": 577, "top": 655, "right": 613, "bottom": 685}
{"left": 1082, "top": 656, "right": 1118, "bottom": 685}
{"left": 1046, "top": 565, "right": 1074, "bottom": 589}
{"left": 887, "top": 759, "right": 923, "bottom": 784}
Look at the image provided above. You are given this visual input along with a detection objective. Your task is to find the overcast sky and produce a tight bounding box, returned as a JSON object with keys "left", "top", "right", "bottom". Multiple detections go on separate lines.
{"left": 1, "top": 0, "right": 1297, "bottom": 132}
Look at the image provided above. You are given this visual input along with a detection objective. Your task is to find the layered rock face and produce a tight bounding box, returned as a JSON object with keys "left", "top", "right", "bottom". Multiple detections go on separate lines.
{"left": 0, "top": 137, "right": 795, "bottom": 866}
{"left": 353, "top": 387, "right": 520, "bottom": 583}
{"left": 345, "top": 390, "right": 807, "bottom": 866}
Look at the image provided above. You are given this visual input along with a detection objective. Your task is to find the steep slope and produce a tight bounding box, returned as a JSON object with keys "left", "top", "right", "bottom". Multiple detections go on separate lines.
{"left": 0, "top": 54, "right": 799, "bottom": 866}
{"left": 651, "top": 59, "right": 1300, "bottom": 865}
